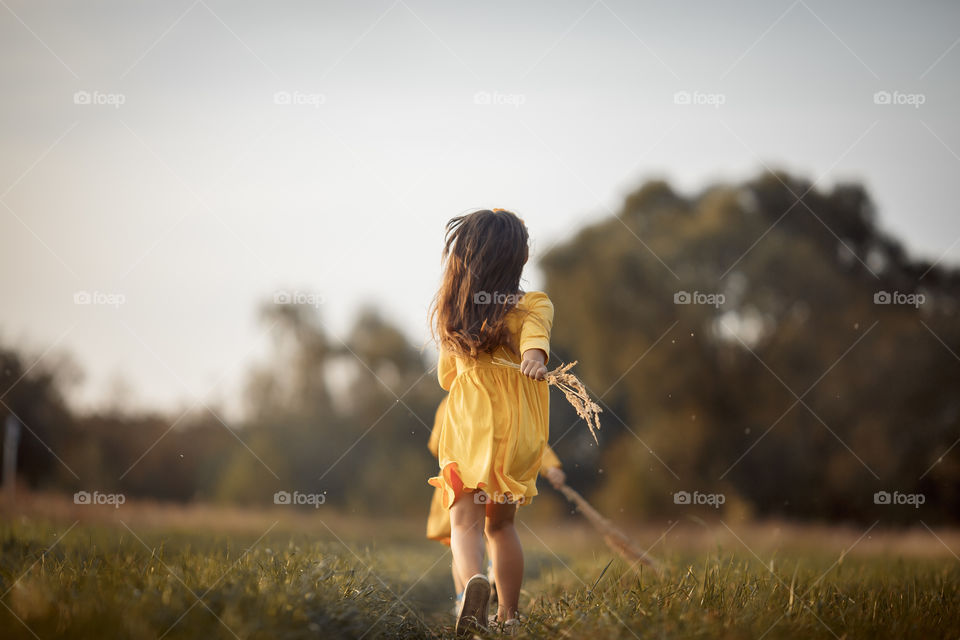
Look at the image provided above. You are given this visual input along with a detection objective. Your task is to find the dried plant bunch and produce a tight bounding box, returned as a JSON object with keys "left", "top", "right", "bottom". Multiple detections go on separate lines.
{"left": 494, "top": 357, "right": 602, "bottom": 444}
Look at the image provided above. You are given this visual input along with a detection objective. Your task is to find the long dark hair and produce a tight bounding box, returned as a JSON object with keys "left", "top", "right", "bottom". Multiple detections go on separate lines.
{"left": 430, "top": 209, "right": 529, "bottom": 358}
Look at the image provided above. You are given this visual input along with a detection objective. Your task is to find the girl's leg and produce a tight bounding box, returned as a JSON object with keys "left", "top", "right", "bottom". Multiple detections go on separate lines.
{"left": 449, "top": 490, "right": 486, "bottom": 586}
{"left": 484, "top": 502, "right": 522, "bottom": 620}
{"left": 451, "top": 556, "right": 464, "bottom": 594}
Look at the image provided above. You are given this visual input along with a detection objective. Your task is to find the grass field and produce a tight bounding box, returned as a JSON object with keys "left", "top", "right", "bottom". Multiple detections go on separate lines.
{"left": 1, "top": 495, "right": 959, "bottom": 639}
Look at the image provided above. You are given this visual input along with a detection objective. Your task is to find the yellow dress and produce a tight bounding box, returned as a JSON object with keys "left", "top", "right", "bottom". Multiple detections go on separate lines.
{"left": 427, "top": 291, "right": 554, "bottom": 510}
{"left": 426, "top": 395, "right": 563, "bottom": 544}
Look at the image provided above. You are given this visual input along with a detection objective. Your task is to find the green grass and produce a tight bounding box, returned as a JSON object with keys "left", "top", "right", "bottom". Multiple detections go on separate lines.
{"left": 1, "top": 516, "right": 958, "bottom": 639}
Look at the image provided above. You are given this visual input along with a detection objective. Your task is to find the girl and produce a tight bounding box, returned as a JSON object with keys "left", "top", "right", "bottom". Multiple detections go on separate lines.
{"left": 428, "top": 209, "right": 554, "bottom": 636}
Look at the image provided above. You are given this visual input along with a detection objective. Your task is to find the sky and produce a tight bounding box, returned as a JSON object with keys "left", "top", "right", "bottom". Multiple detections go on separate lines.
{"left": 1, "top": 0, "right": 958, "bottom": 419}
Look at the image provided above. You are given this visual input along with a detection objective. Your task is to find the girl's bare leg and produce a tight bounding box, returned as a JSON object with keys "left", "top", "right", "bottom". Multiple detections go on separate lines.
{"left": 451, "top": 556, "right": 464, "bottom": 594}
{"left": 449, "top": 490, "right": 486, "bottom": 586}
{"left": 485, "top": 502, "right": 522, "bottom": 620}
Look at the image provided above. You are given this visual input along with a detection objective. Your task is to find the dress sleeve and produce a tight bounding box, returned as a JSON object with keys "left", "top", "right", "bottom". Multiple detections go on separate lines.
{"left": 539, "top": 443, "right": 562, "bottom": 470}
{"left": 437, "top": 349, "right": 458, "bottom": 391}
{"left": 518, "top": 291, "right": 554, "bottom": 364}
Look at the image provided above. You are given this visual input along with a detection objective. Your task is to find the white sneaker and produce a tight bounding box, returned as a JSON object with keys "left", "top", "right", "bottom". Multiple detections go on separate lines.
{"left": 455, "top": 574, "right": 490, "bottom": 638}
{"left": 489, "top": 614, "right": 520, "bottom": 635}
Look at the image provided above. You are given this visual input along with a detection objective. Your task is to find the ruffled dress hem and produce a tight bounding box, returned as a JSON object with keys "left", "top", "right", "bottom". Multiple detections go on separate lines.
{"left": 428, "top": 461, "right": 537, "bottom": 510}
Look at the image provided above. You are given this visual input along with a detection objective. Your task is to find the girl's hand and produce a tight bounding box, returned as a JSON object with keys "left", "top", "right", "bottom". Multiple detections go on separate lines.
{"left": 543, "top": 466, "right": 566, "bottom": 489}
{"left": 520, "top": 349, "right": 548, "bottom": 380}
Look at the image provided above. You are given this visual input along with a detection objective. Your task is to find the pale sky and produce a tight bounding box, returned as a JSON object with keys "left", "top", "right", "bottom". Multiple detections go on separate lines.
{"left": 1, "top": 0, "right": 958, "bottom": 419}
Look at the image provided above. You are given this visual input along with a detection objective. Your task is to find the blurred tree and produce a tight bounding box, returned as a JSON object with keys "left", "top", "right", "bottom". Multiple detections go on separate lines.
{"left": 230, "top": 301, "right": 442, "bottom": 515}
{"left": 541, "top": 170, "right": 960, "bottom": 524}
{"left": 244, "top": 301, "right": 335, "bottom": 422}
{"left": 0, "top": 345, "right": 81, "bottom": 489}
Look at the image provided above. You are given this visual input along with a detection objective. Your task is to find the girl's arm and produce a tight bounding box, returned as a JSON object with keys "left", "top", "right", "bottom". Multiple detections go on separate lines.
{"left": 518, "top": 292, "right": 554, "bottom": 380}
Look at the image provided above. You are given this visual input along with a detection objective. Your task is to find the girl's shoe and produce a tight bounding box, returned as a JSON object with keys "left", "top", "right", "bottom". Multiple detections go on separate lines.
{"left": 455, "top": 574, "right": 490, "bottom": 638}
{"left": 489, "top": 614, "right": 521, "bottom": 635}
{"left": 500, "top": 618, "right": 520, "bottom": 636}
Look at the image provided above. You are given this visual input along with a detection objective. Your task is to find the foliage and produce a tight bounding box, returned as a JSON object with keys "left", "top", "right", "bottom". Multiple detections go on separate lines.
{"left": 541, "top": 171, "right": 960, "bottom": 523}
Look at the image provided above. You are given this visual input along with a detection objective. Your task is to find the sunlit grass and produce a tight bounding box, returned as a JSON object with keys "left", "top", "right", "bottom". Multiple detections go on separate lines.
{"left": 521, "top": 552, "right": 959, "bottom": 639}
{"left": 1, "top": 517, "right": 957, "bottom": 639}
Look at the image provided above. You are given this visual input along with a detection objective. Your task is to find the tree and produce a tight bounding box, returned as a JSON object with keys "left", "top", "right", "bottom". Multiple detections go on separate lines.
{"left": 541, "top": 170, "right": 960, "bottom": 524}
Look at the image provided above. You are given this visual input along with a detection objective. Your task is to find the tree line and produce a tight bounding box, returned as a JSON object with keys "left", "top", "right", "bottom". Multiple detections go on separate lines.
{"left": 3, "top": 170, "right": 958, "bottom": 524}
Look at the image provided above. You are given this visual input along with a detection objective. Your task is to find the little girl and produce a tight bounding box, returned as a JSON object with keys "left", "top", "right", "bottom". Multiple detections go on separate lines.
{"left": 428, "top": 209, "right": 554, "bottom": 636}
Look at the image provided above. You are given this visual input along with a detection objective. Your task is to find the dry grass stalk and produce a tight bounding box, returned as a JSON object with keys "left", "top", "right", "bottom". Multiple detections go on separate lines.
{"left": 558, "top": 483, "right": 661, "bottom": 571}
{"left": 494, "top": 357, "right": 603, "bottom": 444}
